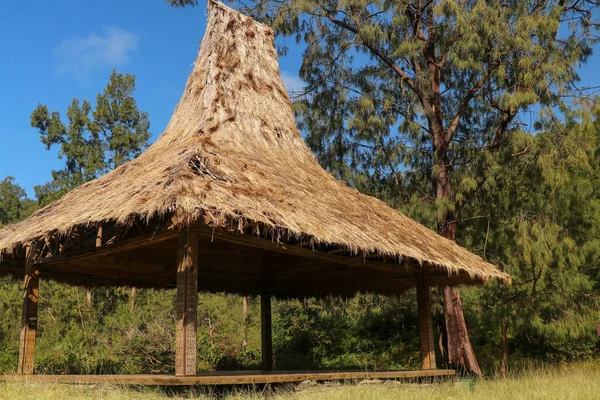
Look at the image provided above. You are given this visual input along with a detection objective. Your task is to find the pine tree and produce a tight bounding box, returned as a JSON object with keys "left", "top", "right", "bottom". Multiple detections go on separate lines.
{"left": 28, "top": 70, "right": 150, "bottom": 320}
{"left": 461, "top": 110, "right": 600, "bottom": 372}
{"left": 0, "top": 177, "right": 37, "bottom": 227}
{"left": 30, "top": 69, "right": 151, "bottom": 205}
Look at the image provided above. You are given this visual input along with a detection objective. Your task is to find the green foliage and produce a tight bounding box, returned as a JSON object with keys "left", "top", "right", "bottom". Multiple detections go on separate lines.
{"left": 273, "top": 295, "right": 423, "bottom": 371}
{"left": 457, "top": 114, "right": 600, "bottom": 370}
{"left": 0, "top": 346, "right": 17, "bottom": 374}
{"left": 0, "top": 177, "right": 36, "bottom": 227}
{"left": 0, "top": 277, "right": 20, "bottom": 374}
{"left": 30, "top": 69, "right": 150, "bottom": 205}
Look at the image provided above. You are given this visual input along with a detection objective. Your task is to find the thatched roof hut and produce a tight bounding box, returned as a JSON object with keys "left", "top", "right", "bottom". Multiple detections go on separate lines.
{"left": 0, "top": 0, "right": 509, "bottom": 380}
{"left": 0, "top": 1, "right": 508, "bottom": 286}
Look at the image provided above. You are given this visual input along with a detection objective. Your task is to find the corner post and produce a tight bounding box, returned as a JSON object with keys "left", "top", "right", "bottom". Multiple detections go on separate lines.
{"left": 260, "top": 293, "right": 273, "bottom": 371}
{"left": 416, "top": 274, "right": 436, "bottom": 370}
{"left": 175, "top": 230, "right": 198, "bottom": 376}
{"left": 18, "top": 242, "right": 40, "bottom": 375}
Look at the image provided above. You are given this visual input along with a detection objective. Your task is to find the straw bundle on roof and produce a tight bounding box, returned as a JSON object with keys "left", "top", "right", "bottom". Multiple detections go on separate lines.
{"left": 0, "top": 1, "right": 510, "bottom": 284}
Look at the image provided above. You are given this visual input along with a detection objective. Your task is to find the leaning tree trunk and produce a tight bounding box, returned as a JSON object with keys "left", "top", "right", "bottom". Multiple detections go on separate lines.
{"left": 436, "top": 152, "right": 483, "bottom": 377}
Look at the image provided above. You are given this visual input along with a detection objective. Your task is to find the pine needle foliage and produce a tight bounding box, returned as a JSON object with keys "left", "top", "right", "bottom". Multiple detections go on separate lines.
{"left": 30, "top": 70, "right": 151, "bottom": 206}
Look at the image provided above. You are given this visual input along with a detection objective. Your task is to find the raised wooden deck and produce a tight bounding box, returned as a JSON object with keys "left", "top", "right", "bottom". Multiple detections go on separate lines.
{"left": 0, "top": 369, "right": 455, "bottom": 386}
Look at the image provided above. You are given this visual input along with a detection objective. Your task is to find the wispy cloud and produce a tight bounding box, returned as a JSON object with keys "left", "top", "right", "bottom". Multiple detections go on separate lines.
{"left": 280, "top": 70, "right": 305, "bottom": 93}
{"left": 54, "top": 27, "right": 139, "bottom": 80}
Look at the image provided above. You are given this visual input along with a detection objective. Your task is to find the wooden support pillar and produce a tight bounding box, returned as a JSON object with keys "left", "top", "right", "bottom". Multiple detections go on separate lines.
{"left": 175, "top": 230, "right": 198, "bottom": 377}
{"left": 18, "top": 242, "right": 40, "bottom": 375}
{"left": 416, "top": 275, "right": 436, "bottom": 370}
{"left": 260, "top": 294, "right": 273, "bottom": 371}
{"left": 87, "top": 224, "right": 103, "bottom": 306}
{"left": 242, "top": 296, "right": 249, "bottom": 348}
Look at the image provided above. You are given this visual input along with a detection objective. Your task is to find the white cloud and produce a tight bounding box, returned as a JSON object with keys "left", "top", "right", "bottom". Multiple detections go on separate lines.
{"left": 280, "top": 70, "right": 305, "bottom": 93}
{"left": 54, "top": 27, "right": 139, "bottom": 80}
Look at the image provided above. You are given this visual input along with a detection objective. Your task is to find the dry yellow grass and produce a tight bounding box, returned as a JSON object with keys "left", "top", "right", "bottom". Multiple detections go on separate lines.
{"left": 1, "top": 363, "right": 599, "bottom": 400}
{"left": 0, "top": 1, "right": 508, "bottom": 287}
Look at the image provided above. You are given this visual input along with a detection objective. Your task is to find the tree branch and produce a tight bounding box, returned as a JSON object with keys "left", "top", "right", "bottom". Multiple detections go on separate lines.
{"left": 320, "top": 9, "right": 417, "bottom": 93}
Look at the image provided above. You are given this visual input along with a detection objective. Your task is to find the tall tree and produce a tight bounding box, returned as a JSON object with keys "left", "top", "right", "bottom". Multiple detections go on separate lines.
{"left": 167, "top": 0, "right": 600, "bottom": 375}
{"left": 30, "top": 69, "right": 151, "bottom": 205}
{"left": 29, "top": 70, "right": 150, "bottom": 308}
{"left": 0, "top": 177, "right": 37, "bottom": 227}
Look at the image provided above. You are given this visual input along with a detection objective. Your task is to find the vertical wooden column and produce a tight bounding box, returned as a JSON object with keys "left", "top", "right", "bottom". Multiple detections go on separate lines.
{"left": 242, "top": 296, "right": 249, "bottom": 348}
{"left": 416, "top": 274, "right": 436, "bottom": 370}
{"left": 175, "top": 230, "right": 198, "bottom": 377}
{"left": 18, "top": 242, "right": 40, "bottom": 375}
{"left": 260, "top": 294, "right": 273, "bottom": 371}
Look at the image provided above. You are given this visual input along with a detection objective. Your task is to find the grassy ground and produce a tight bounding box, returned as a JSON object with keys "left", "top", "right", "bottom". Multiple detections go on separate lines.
{"left": 1, "top": 362, "right": 599, "bottom": 400}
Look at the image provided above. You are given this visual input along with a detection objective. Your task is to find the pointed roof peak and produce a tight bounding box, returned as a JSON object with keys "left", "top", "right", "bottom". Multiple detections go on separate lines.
{"left": 158, "top": 0, "right": 292, "bottom": 146}
{"left": 207, "top": 0, "right": 272, "bottom": 30}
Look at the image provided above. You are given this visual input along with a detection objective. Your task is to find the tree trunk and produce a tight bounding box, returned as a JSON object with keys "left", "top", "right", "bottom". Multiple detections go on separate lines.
{"left": 242, "top": 296, "right": 248, "bottom": 348}
{"left": 499, "top": 287, "right": 509, "bottom": 377}
{"left": 86, "top": 289, "right": 93, "bottom": 307}
{"left": 499, "top": 315, "right": 508, "bottom": 377}
{"left": 443, "top": 287, "right": 482, "bottom": 376}
{"left": 130, "top": 287, "right": 137, "bottom": 312}
{"left": 436, "top": 151, "right": 483, "bottom": 377}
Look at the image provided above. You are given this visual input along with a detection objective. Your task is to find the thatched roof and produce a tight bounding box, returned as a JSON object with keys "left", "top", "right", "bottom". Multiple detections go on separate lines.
{"left": 0, "top": 1, "right": 509, "bottom": 284}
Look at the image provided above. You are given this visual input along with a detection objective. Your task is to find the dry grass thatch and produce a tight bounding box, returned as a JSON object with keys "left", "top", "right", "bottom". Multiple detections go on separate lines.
{"left": 0, "top": 1, "right": 510, "bottom": 284}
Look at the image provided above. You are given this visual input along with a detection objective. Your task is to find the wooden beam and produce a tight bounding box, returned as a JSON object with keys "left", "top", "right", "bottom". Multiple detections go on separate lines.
{"left": 261, "top": 294, "right": 273, "bottom": 371}
{"left": 18, "top": 242, "right": 40, "bottom": 375}
{"left": 35, "top": 229, "right": 177, "bottom": 266}
{"left": 0, "top": 259, "right": 25, "bottom": 277}
{"left": 195, "top": 226, "right": 424, "bottom": 275}
{"left": 41, "top": 261, "right": 175, "bottom": 288}
{"left": 175, "top": 230, "right": 198, "bottom": 377}
{"left": 0, "top": 369, "right": 456, "bottom": 385}
{"left": 416, "top": 275, "right": 436, "bottom": 370}
{"left": 96, "top": 224, "right": 103, "bottom": 247}
{"left": 38, "top": 269, "right": 174, "bottom": 289}
{"left": 264, "top": 271, "right": 477, "bottom": 297}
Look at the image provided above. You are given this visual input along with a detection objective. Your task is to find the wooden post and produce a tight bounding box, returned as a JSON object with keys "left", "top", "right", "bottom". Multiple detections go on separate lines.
{"left": 175, "top": 230, "right": 198, "bottom": 377}
{"left": 96, "top": 223, "right": 103, "bottom": 247}
{"left": 416, "top": 275, "right": 436, "bottom": 370}
{"left": 18, "top": 242, "right": 40, "bottom": 375}
{"left": 260, "top": 294, "right": 273, "bottom": 371}
{"left": 242, "top": 296, "right": 248, "bottom": 348}
{"left": 87, "top": 224, "right": 103, "bottom": 307}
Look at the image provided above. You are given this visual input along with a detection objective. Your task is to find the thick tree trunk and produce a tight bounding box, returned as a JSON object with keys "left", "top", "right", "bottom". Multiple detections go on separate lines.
{"left": 443, "top": 287, "right": 482, "bottom": 376}
{"left": 436, "top": 152, "right": 483, "bottom": 377}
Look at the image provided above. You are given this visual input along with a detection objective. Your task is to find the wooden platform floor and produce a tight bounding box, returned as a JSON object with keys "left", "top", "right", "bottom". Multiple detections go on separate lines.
{"left": 0, "top": 369, "right": 455, "bottom": 386}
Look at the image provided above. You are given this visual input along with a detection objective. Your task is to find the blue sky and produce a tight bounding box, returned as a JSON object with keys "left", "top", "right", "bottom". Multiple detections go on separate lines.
{"left": 0, "top": 0, "right": 598, "bottom": 197}
{"left": 0, "top": 0, "right": 305, "bottom": 197}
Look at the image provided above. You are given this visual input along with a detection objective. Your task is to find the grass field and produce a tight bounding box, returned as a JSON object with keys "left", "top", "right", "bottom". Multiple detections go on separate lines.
{"left": 1, "top": 363, "right": 599, "bottom": 400}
